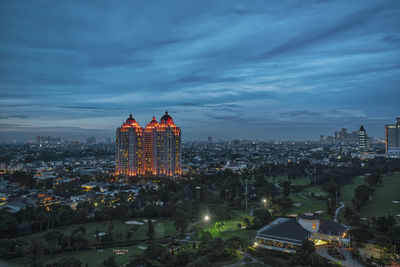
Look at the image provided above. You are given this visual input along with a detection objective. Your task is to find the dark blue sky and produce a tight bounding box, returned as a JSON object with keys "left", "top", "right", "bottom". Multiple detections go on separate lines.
{"left": 0, "top": 0, "right": 399, "bottom": 141}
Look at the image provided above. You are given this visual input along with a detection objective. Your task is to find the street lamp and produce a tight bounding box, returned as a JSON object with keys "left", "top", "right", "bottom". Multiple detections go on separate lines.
{"left": 204, "top": 215, "right": 210, "bottom": 222}
{"left": 262, "top": 198, "right": 267, "bottom": 209}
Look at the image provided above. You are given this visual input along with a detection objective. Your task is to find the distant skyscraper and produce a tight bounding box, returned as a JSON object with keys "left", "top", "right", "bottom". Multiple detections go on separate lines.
{"left": 385, "top": 118, "right": 400, "bottom": 157}
{"left": 116, "top": 111, "right": 182, "bottom": 177}
{"left": 320, "top": 135, "right": 324, "bottom": 143}
{"left": 358, "top": 124, "right": 367, "bottom": 152}
{"left": 332, "top": 128, "right": 358, "bottom": 145}
{"left": 208, "top": 136, "right": 212, "bottom": 143}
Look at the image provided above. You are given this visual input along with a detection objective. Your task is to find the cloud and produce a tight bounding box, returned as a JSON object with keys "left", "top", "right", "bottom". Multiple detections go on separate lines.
{"left": 0, "top": 0, "right": 399, "bottom": 141}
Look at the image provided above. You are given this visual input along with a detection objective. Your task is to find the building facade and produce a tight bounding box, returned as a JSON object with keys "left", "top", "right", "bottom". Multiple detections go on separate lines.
{"left": 116, "top": 111, "right": 182, "bottom": 177}
{"left": 358, "top": 125, "right": 367, "bottom": 152}
{"left": 385, "top": 118, "right": 400, "bottom": 157}
{"left": 255, "top": 213, "right": 349, "bottom": 254}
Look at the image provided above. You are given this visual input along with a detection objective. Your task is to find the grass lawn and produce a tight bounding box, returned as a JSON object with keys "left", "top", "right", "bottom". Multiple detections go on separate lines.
{"left": 289, "top": 192, "right": 327, "bottom": 215}
{"left": 303, "top": 185, "right": 327, "bottom": 197}
{"left": 265, "top": 175, "right": 311, "bottom": 186}
{"left": 12, "top": 218, "right": 176, "bottom": 267}
{"left": 17, "top": 218, "right": 177, "bottom": 245}
{"left": 360, "top": 172, "right": 400, "bottom": 222}
{"left": 204, "top": 212, "right": 256, "bottom": 242}
{"left": 340, "top": 175, "right": 368, "bottom": 203}
{"left": 10, "top": 244, "right": 145, "bottom": 267}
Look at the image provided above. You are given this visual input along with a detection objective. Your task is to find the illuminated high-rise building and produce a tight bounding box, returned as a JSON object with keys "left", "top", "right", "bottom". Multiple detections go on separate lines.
{"left": 385, "top": 118, "right": 400, "bottom": 157}
{"left": 115, "top": 114, "right": 144, "bottom": 176}
{"left": 116, "top": 111, "right": 182, "bottom": 177}
{"left": 358, "top": 124, "right": 367, "bottom": 152}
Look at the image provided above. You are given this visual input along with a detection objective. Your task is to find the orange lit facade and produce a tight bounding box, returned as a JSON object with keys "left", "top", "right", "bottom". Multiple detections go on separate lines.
{"left": 116, "top": 111, "right": 182, "bottom": 177}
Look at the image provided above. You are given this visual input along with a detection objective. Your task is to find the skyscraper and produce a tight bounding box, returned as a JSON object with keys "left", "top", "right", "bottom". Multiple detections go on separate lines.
{"left": 385, "top": 118, "right": 400, "bottom": 157}
{"left": 115, "top": 114, "right": 144, "bottom": 176}
{"left": 358, "top": 124, "right": 367, "bottom": 152}
{"left": 116, "top": 111, "right": 182, "bottom": 177}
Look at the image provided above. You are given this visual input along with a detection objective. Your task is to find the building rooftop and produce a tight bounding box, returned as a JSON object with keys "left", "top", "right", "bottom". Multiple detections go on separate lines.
{"left": 257, "top": 215, "right": 349, "bottom": 244}
{"left": 298, "top": 213, "right": 319, "bottom": 220}
{"left": 257, "top": 218, "right": 310, "bottom": 244}
{"left": 319, "top": 219, "right": 347, "bottom": 236}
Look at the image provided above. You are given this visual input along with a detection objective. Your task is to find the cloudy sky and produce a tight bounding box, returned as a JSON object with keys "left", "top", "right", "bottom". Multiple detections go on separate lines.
{"left": 0, "top": 0, "right": 399, "bottom": 142}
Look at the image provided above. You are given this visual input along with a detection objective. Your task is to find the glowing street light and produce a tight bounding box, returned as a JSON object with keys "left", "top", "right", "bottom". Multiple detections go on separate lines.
{"left": 204, "top": 215, "right": 210, "bottom": 222}
{"left": 262, "top": 198, "right": 267, "bottom": 208}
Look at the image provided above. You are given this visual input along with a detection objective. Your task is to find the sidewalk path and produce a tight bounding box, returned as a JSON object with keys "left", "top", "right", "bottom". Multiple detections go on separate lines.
{"left": 316, "top": 247, "right": 363, "bottom": 267}
{"left": 223, "top": 250, "right": 269, "bottom": 267}
{"left": 334, "top": 202, "right": 345, "bottom": 223}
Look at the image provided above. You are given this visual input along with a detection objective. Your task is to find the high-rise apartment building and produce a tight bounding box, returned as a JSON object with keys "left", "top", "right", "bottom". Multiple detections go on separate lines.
{"left": 385, "top": 118, "right": 400, "bottom": 157}
{"left": 358, "top": 125, "right": 367, "bottom": 152}
{"left": 116, "top": 111, "right": 182, "bottom": 177}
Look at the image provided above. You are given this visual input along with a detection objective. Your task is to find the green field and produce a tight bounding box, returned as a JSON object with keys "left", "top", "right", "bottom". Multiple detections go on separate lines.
{"left": 265, "top": 175, "right": 311, "bottom": 186}
{"left": 204, "top": 213, "right": 256, "bottom": 242}
{"left": 360, "top": 173, "right": 400, "bottom": 222}
{"left": 340, "top": 175, "right": 368, "bottom": 203}
{"left": 289, "top": 192, "right": 327, "bottom": 215}
{"left": 17, "top": 218, "right": 176, "bottom": 245}
{"left": 11, "top": 218, "right": 177, "bottom": 266}
{"left": 11, "top": 244, "right": 146, "bottom": 267}
{"left": 303, "top": 185, "right": 327, "bottom": 197}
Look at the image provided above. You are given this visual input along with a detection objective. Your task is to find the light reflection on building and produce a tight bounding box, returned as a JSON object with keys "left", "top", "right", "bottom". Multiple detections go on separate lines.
{"left": 116, "top": 111, "right": 182, "bottom": 177}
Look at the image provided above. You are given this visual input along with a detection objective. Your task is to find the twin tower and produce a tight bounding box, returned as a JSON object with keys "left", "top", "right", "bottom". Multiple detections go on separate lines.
{"left": 116, "top": 111, "right": 182, "bottom": 177}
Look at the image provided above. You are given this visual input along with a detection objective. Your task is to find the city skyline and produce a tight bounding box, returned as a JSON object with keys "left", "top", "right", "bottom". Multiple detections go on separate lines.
{"left": 1, "top": 1, "right": 399, "bottom": 142}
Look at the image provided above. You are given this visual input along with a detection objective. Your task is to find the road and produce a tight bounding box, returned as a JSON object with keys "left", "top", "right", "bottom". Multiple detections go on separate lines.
{"left": 334, "top": 201, "right": 345, "bottom": 223}
{"left": 316, "top": 247, "right": 363, "bottom": 267}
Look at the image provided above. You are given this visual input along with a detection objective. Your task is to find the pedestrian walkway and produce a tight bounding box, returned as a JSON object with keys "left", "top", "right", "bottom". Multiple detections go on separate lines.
{"left": 334, "top": 202, "right": 345, "bottom": 222}
{"left": 316, "top": 247, "right": 363, "bottom": 267}
{"left": 223, "top": 250, "right": 269, "bottom": 267}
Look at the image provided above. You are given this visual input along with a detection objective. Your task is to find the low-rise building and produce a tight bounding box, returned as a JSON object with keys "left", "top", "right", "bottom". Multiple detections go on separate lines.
{"left": 255, "top": 213, "right": 349, "bottom": 253}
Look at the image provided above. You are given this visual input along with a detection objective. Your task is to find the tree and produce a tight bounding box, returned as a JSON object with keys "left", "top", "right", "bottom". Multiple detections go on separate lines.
{"left": 147, "top": 219, "right": 154, "bottom": 240}
{"left": 187, "top": 256, "right": 213, "bottom": 267}
{"left": 291, "top": 240, "right": 315, "bottom": 266}
{"left": 71, "top": 231, "right": 88, "bottom": 252}
{"left": 352, "top": 185, "right": 372, "bottom": 210}
{"left": 283, "top": 181, "right": 291, "bottom": 197}
{"left": 253, "top": 209, "right": 273, "bottom": 227}
{"left": 61, "top": 235, "right": 70, "bottom": 253}
{"left": 95, "top": 229, "right": 100, "bottom": 242}
{"left": 174, "top": 210, "right": 189, "bottom": 236}
{"left": 44, "top": 230, "right": 62, "bottom": 256}
{"left": 226, "top": 236, "right": 248, "bottom": 250}
{"left": 208, "top": 237, "right": 225, "bottom": 256}
{"left": 367, "top": 173, "right": 382, "bottom": 185}
{"left": 25, "top": 238, "right": 47, "bottom": 267}
{"left": 0, "top": 239, "right": 17, "bottom": 258}
{"left": 0, "top": 213, "right": 19, "bottom": 238}
{"left": 46, "top": 257, "right": 82, "bottom": 267}
{"left": 101, "top": 233, "right": 113, "bottom": 247}
{"left": 126, "top": 230, "right": 132, "bottom": 242}
{"left": 215, "top": 221, "right": 225, "bottom": 237}
{"left": 103, "top": 255, "right": 117, "bottom": 267}
{"left": 243, "top": 217, "right": 251, "bottom": 228}
{"left": 199, "top": 231, "right": 212, "bottom": 251}
{"left": 144, "top": 244, "right": 169, "bottom": 263}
